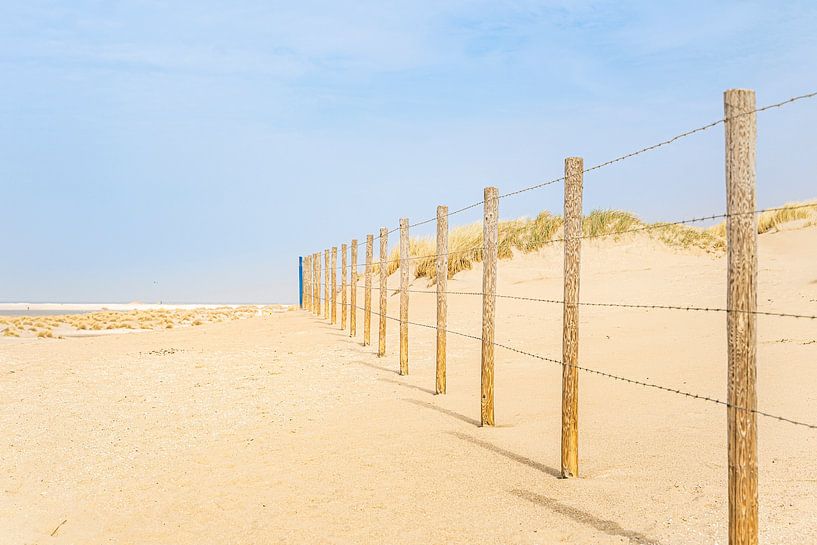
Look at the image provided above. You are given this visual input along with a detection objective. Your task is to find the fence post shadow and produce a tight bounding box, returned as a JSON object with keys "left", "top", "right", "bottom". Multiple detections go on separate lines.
{"left": 447, "top": 431, "right": 561, "bottom": 478}
{"left": 380, "top": 377, "right": 436, "bottom": 395}
{"left": 353, "top": 359, "right": 398, "bottom": 374}
{"left": 511, "top": 489, "right": 660, "bottom": 544}
{"left": 401, "top": 398, "right": 481, "bottom": 427}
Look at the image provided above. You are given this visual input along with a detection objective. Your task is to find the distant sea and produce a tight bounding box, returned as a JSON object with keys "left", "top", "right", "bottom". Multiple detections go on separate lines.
{"left": 0, "top": 309, "right": 104, "bottom": 316}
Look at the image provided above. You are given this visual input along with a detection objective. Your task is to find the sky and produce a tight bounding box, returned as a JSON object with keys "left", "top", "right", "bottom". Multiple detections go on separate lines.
{"left": 1, "top": 1, "right": 816, "bottom": 304}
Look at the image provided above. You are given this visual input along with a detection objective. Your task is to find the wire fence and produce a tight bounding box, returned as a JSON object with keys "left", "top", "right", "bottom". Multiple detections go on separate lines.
{"left": 301, "top": 90, "right": 816, "bottom": 427}
{"left": 352, "top": 286, "right": 817, "bottom": 320}
{"left": 299, "top": 88, "right": 817, "bottom": 539}
{"left": 342, "top": 90, "right": 817, "bottom": 246}
{"left": 339, "top": 302, "right": 817, "bottom": 430}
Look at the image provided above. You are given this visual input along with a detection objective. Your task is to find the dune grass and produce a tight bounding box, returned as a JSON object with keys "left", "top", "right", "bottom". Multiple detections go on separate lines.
{"left": 756, "top": 201, "right": 817, "bottom": 233}
{"left": 379, "top": 200, "right": 816, "bottom": 284}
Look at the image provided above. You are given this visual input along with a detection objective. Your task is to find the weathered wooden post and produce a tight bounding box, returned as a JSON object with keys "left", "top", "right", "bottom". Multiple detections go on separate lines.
{"left": 299, "top": 256, "right": 304, "bottom": 309}
{"left": 324, "top": 250, "right": 330, "bottom": 320}
{"left": 305, "top": 255, "right": 311, "bottom": 311}
{"left": 312, "top": 253, "right": 321, "bottom": 316}
{"left": 378, "top": 227, "right": 388, "bottom": 357}
{"left": 350, "top": 240, "right": 358, "bottom": 336}
{"left": 399, "top": 218, "right": 409, "bottom": 375}
{"left": 481, "top": 187, "right": 498, "bottom": 426}
{"left": 725, "top": 88, "right": 758, "bottom": 545}
{"left": 341, "top": 243, "right": 348, "bottom": 330}
{"left": 436, "top": 206, "right": 448, "bottom": 394}
{"left": 311, "top": 254, "right": 315, "bottom": 311}
{"left": 314, "top": 252, "right": 320, "bottom": 315}
{"left": 364, "top": 235, "right": 373, "bottom": 346}
{"left": 561, "top": 157, "right": 583, "bottom": 478}
{"left": 331, "top": 247, "right": 338, "bottom": 324}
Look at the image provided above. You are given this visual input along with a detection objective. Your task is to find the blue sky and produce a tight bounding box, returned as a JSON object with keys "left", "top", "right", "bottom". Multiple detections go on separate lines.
{"left": 1, "top": 1, "right": 816, "bottom": 303}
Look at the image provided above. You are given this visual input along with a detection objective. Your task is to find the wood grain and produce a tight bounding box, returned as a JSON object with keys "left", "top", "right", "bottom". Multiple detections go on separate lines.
{"left": 331, "top": 247, "right": 337, "bottom": 324}
{"left": 364, "top": 235, "right": 373, "bottom": 346}
{"left": 303, "top": 255, "right": 310, "bottom": 311}
{"left": 481, "top": 187, "right": 498, "bottom": 426}
{"left": 378, "top": 228, "right": 388, "bottom": 357}
{"left": 341, "top": 244, "right": 348, "bottom": 330}
{"left": 350, "top": 240, "right": 358, "bottom": 337}
{"left": 561, "top": 156, "right": 583, "bottom": 478}
{"left": 725, "top": 88, "right": 758, "bottom": 545}
{"left": 436, "top": 205, "right": 448, "bottom": 395}
{"left": 324, "top": 250, "right": 329, "bottom": 320}
{"left": 399, "top": 218, "right": 409, "bottom": 376}
{"left": 314, "top": 252, "right": 321, "bottom": 316}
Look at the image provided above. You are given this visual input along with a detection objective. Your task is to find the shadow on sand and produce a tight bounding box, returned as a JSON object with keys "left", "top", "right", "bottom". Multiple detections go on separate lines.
{"left": 447, "top": 431, "right": 561, "bottom": 478}
{"left": 511, "top": 489, "right": 659, "bottom": 544}
{"left": 401, "top": 398, "right": 482, "bottom": 427}
{"left": 380, "top": 377, "right": 437, "bottom": 396}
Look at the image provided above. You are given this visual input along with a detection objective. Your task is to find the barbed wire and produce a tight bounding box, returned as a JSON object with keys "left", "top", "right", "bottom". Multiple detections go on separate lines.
{"left": 314, "top": 203, "right": 816, "bottom": 272}
{"left": 310, "top": 91, "right": 817, "bottom": 258}
{"left": 401, "top": 91, "right": 817, "bottom": 231}
{"left": 307, "top": 301, "right": 817, "bottom": 430}
{"left": 369, "top": 289, "right": 816, "bottom": 320}
{"left": 308, "top": 91, "right": 815, "bottom": 257}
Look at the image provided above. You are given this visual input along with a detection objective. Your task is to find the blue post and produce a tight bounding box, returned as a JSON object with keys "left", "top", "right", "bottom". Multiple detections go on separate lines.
{"left": 298, "top": 256, "right": 304, "bottom": 308}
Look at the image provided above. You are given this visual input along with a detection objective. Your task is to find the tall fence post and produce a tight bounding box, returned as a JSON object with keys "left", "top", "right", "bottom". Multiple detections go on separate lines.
{"left": 725, "top": 88, "right": 758, "bottom": 545}
{"left": 364, "top": 235, "right": 373, "bottom": 346}
{"left": 331, "top": 247, "right": 338, "bottom": 324}
{"left": 378, "top": 227, "right": 388, "bottom": 357}
{"left": 341, "top": 243, "right": 348, "bottom": 330}
{"left": 310, "top": 254, "right": 315, "bottom": 311}
{"left": 481, "top": 187, "right": 498, "bottom": 426}
{"left": 302, "top": 255, "right": 308, "bottom": 311}
{"left": 299, "top": 256, "right": 304, "bottom": 309}
{"left": 350, "top": 240, "right": 358, "bottom": 336}
{"left": 561, "top": 157, "right": 583, "bottom": 478}
{"left": 314, "top": 252, "right": 321, "bottom": 316}
{"left": 436, "top": 205, "right": 448, "bottom": 395}
{"left": 305, "top": 255, "right": 312, "bottom": 311}
{"left": 399, "top": 218, "right": 409, "bottom": 375}
{"left": 324, "top": 250, "right": 330, "bottom": 320}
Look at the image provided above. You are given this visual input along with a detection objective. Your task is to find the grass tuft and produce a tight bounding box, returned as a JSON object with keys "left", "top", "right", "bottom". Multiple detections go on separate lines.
{"left": 756, "top": 201, "right": 817, "bottom": 233}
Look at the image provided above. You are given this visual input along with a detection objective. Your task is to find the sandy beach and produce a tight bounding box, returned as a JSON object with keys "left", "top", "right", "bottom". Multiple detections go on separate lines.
{"left": 1, "top": 225, "right": 815, "bottom": 544}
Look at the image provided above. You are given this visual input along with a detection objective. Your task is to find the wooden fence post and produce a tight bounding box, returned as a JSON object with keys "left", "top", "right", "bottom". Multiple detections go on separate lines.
{"left": 302, "top": 255, "right": 308, "bottom": 311}
{"left": 331, "top": 247, "right": 338, "bottom": 324}
{"left": 436, "top": 206, "right": 448, "bottom": 395}
{"left": 481, "top": 187, "right": 498, "bottom": 426}
{"left": 299, "top": 256, "right": 304, "bottom": 309}
{"left": 399, "top": 218, "right": 409, "bottom": 375}
{"left": 725, "top": 88, "right": 758, "bottom": 545}
{"left": 309, "top": 253, "right": 314, "bottom": 313}
{"left": 310, "top": 254, "right": 315, "bottom": 312}
{"left": 315, "top": 252, "right": 320, "bottom": 315}
{"left": 364, "top": 235, "right": 373, "bottom": 346}
{"left": 341, "top": 243, "right": 348, "bottom": 330}
{"left": 305, "top": 255, "right": 311, "bottom": 311}
{"left": 324, "top": 250, "right": 329, "bottom": 320}
{"left": 350, "top": 240, "right": 358, "bottom": 336}
{"left": 378, "top": 227, "right": 388, "bottom": 357}
{"left": 315, "top": 252, "right": 321, "bottom": 316}
{"left": 561, "top": 157, "right": 583, "bottom": 478}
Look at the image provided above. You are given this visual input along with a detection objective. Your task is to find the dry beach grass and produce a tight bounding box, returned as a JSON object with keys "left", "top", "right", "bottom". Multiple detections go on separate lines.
{"left": 0, "top": 305, "right": 285, "bottom": 340}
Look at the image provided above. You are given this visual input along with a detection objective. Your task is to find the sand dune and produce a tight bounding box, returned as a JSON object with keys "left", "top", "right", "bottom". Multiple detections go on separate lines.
{"left": 0, "top": 224, "right": 815, "bottom": 544}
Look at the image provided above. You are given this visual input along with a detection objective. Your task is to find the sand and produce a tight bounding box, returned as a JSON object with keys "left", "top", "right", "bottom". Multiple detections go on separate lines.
{"left": 1, "top": 226, "right": 815, "bottom": 544}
